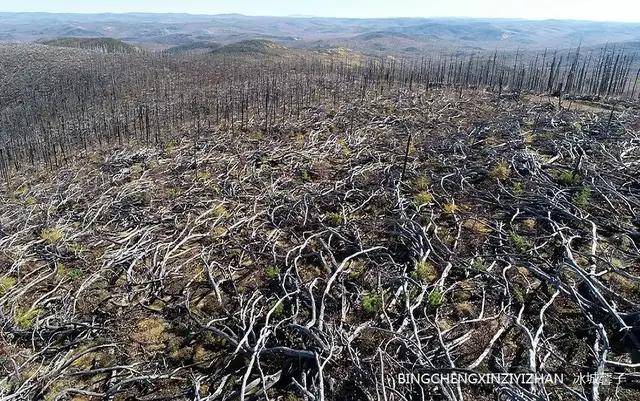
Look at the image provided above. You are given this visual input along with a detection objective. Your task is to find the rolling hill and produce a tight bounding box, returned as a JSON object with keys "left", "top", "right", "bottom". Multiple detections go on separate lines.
{"left": 41, "top": 37, "right": 138, "bottom": 53}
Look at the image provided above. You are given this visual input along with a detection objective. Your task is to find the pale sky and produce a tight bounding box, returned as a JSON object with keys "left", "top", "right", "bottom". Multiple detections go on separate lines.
{"left": 0, "top": 0, "right": 639, "bottom": 22}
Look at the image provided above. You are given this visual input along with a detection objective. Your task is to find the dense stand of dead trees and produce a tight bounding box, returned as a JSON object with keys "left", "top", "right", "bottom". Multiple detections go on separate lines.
{"left": 0, "top": 44, "right": 639, "bottom": 178}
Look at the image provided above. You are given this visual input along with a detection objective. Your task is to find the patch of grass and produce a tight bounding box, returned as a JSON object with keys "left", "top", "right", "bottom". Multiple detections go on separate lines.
{"left": 512, "top": 181, "right": 524, "bottom": 196}
{"left": 209, "top": 183, "right": 221, "bottom": 195}
{"left": 15, "top": 308, "right": 41, "bottom": 329}
{"left": 471, "top": 257, "right": 487, "bottom": 271}
{"left": 455, "top": 302, "right": 475, "bottom": 317}
{"left": 607, "top": 272, "right": 639, "bottom": 294}
{"left": 463, "top": 218, "right": 491, "bottom": 235}
{"left": 67, "top": 242, "right": 85, "bottom": 256}
{"left": 265, "top": 265, "right": 280, "bottom": 280}
{"left": 13, "top": 184, "right": 28, "bottom": 197}
{"left": 338, "top": 138, "right": 351, "bottom": 157}
{"left": 132, "top": 191, "right": 152, "bottom": 206}
{"left": 412, "top": 175, "right": 431, "bottom": 191}
{"left": 442, "top": 202, "right": 458, "bottom": 215}
{"left": 513, "top": 287, "right": 525, "bottom": 304}
{"left": 0, "top": 276, "right": 17, "bottom": 295}
{"left": 249, "top": 131, "right": 265, "bottom": 141}
{"left": 44, "top": 378, "right": 79, "bottom": 401}
{"left": 572, "top": 186, "right": 592, "bottom": 208}
{"left": 282, "top": 393, "right": 303, "bottom": 401}
{"left": 56, "top": 262, "right": 67, "bottom": 276}
{"left": 413, "top": 260, "right": 438, "bottom": 282}
{"left": 325, "top": 212, "right": 343, "bottom": 226}
{"left": 164, "top": 140, "right": 178, "bottom": 152}
{"left": 490, "top": 160, "right": 511, "bottom": 180}
{"left": 414, "top": 191, "right": 433, "bottom": 205}
{"left": 71, "top": 348, "right": 102, "bottom": 369}
{"left": 348, "top": 260, "right": 365, "bottom": 279}
{"left": 130, "top": 163, "right": 143, "bottom": 176}
{"left": 41, "top": 228, "right": 63, "bottom": 244}
{"left": 522, "top": 218, "right": 537, "bottom": 231}
{"left": 407, "top": 141, "right": 418, "bottom": 156}
{"left": 167, "top": 187, "right": 180, "bottom": 199}
{"left": 509, "top": 232, "right": 530, "bottom": 253}
{"left": 196, "top": 170, "right": 212, "bottom": 181}
{"left": 453, "top": 281, "right": 474, "bottom": 302}
{"left": 57, "top": 263, "right": 85, "bottom": 281}
{"left": 522, "top": 131, "right": 534, "bottom": 145}
{"left": 269, "top": 300, "right": 284, "bottom": 318}
{"left": 362, "top": 292, "right": 382, "bottom": 314}
{"left": 211, "top": 226, "right": 228, "bottom": 238}
{"left": 132, "top": 318, "right": 166, "bottom": 345}
{"left": 610, "top": 258, "right": 623, "bottom": 269}
{"left": 572, "top": 122, "right": 582, "bottom": 132}
{"left": 292, "top": 132, "right": 306, "bottom": 146}
{"left": 212, "top": 204, "right": 229, "bottom": 218}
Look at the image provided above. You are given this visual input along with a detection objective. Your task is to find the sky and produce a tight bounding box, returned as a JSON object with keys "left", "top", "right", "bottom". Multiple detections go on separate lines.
{"left": 0, "top": 0, "right": 639, "bottom": 22}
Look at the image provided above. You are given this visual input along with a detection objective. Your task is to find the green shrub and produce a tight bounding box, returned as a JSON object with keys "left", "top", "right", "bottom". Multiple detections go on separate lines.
{"left": 509, "top": 232, "right": 530, "bottom": 252}
{"left": 557, "top": 170, "right": 580, "bottom": 186}
{"left": 362, "top": 292, "right": 382, "bottom": 314}
{"left": 67, "top": 268, "right": 84, "bottom": 280}
{"left": 265, "top": 265, "right": 280, "bottom": 280}
{"left": 471, "top": 257, "right": 487, "bottom": 271}
{"left": 572, "top": 186, "right": 592, "bottom": 208}
{"left": 427, "top": 290, "right": 444, "bottom": 308}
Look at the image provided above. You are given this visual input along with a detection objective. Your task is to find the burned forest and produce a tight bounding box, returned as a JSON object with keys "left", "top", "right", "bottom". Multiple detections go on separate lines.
{"left": 1, "top": 19, "right": 640, "bottom": 401}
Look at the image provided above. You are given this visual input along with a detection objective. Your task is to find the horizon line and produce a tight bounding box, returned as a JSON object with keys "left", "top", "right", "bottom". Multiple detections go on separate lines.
{"left": 0, "top": 10, "right": 639, "bottom": 24}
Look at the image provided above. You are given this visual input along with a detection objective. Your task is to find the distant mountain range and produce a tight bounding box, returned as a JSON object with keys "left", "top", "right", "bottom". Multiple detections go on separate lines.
{"left": 1, "top": 12, "right": 639, "bottom": 55}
